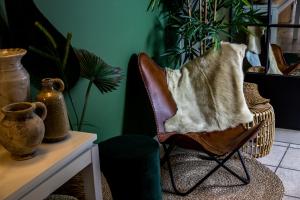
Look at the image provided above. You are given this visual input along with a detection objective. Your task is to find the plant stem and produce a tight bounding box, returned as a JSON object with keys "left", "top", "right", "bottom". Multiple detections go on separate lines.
{"left": 34, "top": 21, "right": 57, "bottom": 49}
{"left": 67, "top": 90, "right": 79, "bottom": 130}
{"left": 78, "top": 80, "right": 93, "bottom": 131}
{"left": 204, "top": 0, "right": 208, "bottom": 51}
{"left": 187, "top": 0, "right": 193, "bottom": 60}
{"left": 29, "top": 46, "right": 59, "bottom": 62}
{"left": 214, "top": 0, "right": 217, "bottom": 21}
{"left": 62, "top": 33, "right": 72, "bottom": 72}
{"left": 199, "top": 0, "right": 203, "bottom": 55}
{"left": 68, "top": 115, "right": 74, "bottom": 131}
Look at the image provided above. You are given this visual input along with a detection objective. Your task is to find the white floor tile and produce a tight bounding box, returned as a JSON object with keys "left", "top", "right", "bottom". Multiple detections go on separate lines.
{"left": 274, "top": 141, "right": 290, "bottom": 147}
{"left": 265, "top": 165, "right": 276, "bottom": 172}
{"left": 283, "top": 196, "right": 300, "bottom": 200}
{"left": 257, "top": 145, "right": 287, "bottom": 166}
{"left": 290, "top": 144, "right": 300, "bottom": 149}
{"left": 276, "top": 168, "right": 300, "bottom": 197}
{"left": 280, "top": 148, "right": 300, "bottom": 170}
{"left": 276, "top": 128, "right": 300, "bottom": 144}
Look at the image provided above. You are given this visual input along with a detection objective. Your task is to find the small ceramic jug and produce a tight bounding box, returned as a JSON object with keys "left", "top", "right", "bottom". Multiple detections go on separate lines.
{"left": 0, "top": 102, "right": 47, "bottom": 160}
{"left": 36, "top": 78, "right": 70, "bottom": 142}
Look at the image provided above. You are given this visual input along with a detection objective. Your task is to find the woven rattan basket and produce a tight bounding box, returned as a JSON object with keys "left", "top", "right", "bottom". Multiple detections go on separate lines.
{"left": 242, "top": 103, "right": 275, "bottom": 158}
{"left": 51, "top": 172, "right": 112, "bottom": 200}
{"left": 242, "top": 82, "right": 275, "bottom": 158}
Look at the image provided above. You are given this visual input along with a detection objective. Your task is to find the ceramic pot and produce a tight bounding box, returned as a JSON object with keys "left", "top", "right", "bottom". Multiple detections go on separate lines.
{"left": 36, "top": 78, "right": 70, "bottom": 142}
{"left": 0, "top": 49, "right": 30, "bottom": 112}
{"left": 0, "top": 102, "right": 47, "bottom": 160}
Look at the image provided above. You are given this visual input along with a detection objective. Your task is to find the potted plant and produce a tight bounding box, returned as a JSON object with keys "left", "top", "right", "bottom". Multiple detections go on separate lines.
{"left": 148, "top": 0, "right": 264, "bottom": 65}
{"left": 31, "top": 22, "right": 123, "bottom": 133}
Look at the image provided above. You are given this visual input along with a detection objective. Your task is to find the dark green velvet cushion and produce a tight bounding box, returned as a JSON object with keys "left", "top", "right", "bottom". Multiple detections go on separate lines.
{"left": 99, "top": 135, "right": 162, "bottom": 200}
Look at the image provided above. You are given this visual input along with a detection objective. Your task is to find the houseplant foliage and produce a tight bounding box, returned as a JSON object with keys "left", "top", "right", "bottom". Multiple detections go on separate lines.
{"left": 31, "top": 22, "right": 123, "bottom": 132}
{"left": 74, "top": 49, "right": 123, "bottom": 131}
{"left": 148, "top": 0, "right": 264, "bottom": 65}
{"left": 4, "top": 0, "right": 80, "bottom": 89}
{"left": 0, "top": 3, "right": 10, "bottom": 48}
{"left": 2, "top": 0, "right": 122, "bottom": 134}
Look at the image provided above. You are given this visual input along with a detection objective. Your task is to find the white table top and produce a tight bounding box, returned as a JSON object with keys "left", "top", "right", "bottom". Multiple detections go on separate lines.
{"left": 0, "top": 131, "right": 97, "bottom": 200}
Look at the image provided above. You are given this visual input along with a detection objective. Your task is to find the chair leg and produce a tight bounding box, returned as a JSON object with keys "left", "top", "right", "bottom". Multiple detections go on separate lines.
{"left": 211, "top": 151, "right": 250, "bottom": 184}
{"left": 164, "top": 148, "right": 238, "bottom": 196}
{"left": 237, "top": 150, "right": 250, "bottom": 183}
{"left": 163, "top": 149, "right": 251, "bottom": 196}
{"left": 160, "top": 143, "right": 175, "bottom": 167}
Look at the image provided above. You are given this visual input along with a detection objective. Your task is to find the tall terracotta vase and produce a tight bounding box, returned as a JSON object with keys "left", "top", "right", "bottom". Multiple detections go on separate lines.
{"left": 36, "top": 78, "right": 70, "bottom": 142}
{"left": 0, "top": 49, "right": 30, "bottom": 113}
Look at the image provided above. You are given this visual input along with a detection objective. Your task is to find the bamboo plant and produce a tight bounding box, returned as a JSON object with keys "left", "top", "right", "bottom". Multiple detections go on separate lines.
{"left": 148, "top": 0, "right": 264, "bottom": 66}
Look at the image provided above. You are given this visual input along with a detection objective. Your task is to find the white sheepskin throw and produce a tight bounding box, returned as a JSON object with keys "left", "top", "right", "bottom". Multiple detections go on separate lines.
{"left": 164, "top": 42, "right": 253, "bottom": 134}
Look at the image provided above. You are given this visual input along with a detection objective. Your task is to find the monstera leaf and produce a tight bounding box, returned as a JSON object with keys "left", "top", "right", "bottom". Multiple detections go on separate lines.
{"left": 75, "top": 49, "right": 122, "bottom": 94}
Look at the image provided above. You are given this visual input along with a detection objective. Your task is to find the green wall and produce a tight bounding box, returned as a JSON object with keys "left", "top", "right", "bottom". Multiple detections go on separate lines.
{"left": 34, "top": 0, "right": 161, "bottom": 141}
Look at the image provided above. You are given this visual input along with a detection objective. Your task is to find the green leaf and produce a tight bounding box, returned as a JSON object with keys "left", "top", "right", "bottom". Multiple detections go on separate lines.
{"left": 147, "top": 0, "right": 262, "bottom": 64}
{"left": 241, "top": 0, "right": 251, "bottom": 7}
{"left": 74, "top": 49, "right": 123, "bottom": 94}
{"left": 34, "top": 21, "right": 57, "bottom": 50}
{"left": 28, "top": 46, "right": 59, "bottom": 63}
{"left": 147, "top": 0, "right": 163, "bottom": 11}
{"left": 62, "top": 33, "right": 72, "bottom": 72}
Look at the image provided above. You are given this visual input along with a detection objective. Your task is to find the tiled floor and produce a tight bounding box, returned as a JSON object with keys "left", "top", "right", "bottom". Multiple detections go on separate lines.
{"left": 257, "top": 128, "right": 300, "bottom": 200}
{"left": 275, "top": 5, "right": 300, "bottom": 54}
{"left": 277, "top": 28, "right": 300, "bottom": 53}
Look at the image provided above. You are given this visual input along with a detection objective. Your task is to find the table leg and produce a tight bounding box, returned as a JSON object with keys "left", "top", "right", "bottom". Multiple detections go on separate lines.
{"left": 82, "top": 145, "right": 102, "bottom": 200}
{"left": 293, "top": 0, "right": 300, "bottom": 40}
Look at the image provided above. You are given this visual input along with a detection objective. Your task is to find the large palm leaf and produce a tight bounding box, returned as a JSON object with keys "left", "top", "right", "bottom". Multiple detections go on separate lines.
{"left": 74, "top": 49, "right": 123, "bottom": 131}
{"left": 75, "top": 49, "right": 122, "bottom": 94}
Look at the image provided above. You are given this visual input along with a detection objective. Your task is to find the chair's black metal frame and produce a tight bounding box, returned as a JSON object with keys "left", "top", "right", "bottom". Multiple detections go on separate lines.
{"left": 160, "top": 143, "right": 250, "bottom": 196}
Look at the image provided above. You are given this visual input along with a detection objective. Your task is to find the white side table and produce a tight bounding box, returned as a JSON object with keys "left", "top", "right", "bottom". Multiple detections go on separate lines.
{"left": 0, "top": 131, "right": 102, "bottom": 200}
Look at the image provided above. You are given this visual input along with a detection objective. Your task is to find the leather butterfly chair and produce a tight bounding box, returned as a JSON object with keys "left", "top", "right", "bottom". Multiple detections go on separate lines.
{"left": 137, "top": 53, "right": 264, "bottom": 196}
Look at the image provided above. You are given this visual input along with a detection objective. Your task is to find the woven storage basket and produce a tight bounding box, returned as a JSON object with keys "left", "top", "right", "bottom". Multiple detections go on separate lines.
{"left": 242, "top": 103, "right": 275, "bottom": 158}
{"left": 51, "top": 172, "right": 112, "bottom": 200}
{"left": 242, "top": 82, "right": 275, "bottom": 158}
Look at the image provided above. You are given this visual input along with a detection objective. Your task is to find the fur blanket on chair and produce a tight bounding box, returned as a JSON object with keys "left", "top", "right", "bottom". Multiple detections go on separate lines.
{"left": 164, "top": 42, "right": 253, "bottom": 134}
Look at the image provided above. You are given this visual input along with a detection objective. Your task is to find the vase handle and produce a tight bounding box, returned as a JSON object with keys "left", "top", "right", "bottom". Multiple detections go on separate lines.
{"left": 53, "top": 78, "right": 65, "bottom": 92}
{"left": 33, "top": 102, "right": 47, "bottom": 120}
